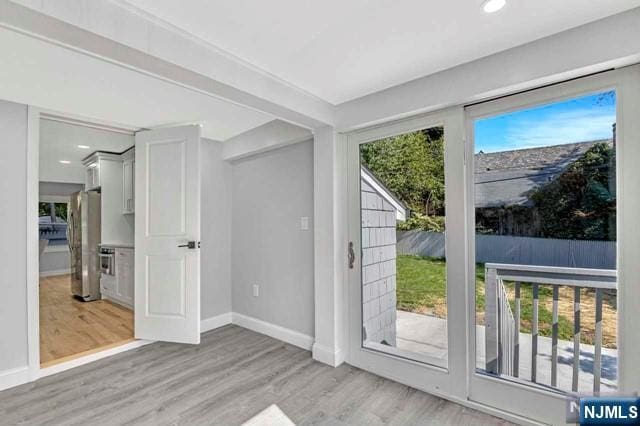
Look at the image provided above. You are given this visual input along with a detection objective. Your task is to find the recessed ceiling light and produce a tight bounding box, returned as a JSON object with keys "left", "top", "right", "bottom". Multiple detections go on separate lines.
{"left": 77, "top": 145, "right": 90, "bottom": 149}
{"left": 482, "top": 0, "right": 506, "bottom": 13}
{"left": 59, "top": 160, "right": 71, "bottom": 164}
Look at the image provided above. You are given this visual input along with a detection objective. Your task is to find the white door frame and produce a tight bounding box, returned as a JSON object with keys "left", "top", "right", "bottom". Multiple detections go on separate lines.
{"left": 345, "top": 107, "right": 469, "bottom": 401}
{"left": 464, "top": 65, "right": 640, "bottom": 424}
{"left": 25, "top": 107, "right": 148, "bottom": 381}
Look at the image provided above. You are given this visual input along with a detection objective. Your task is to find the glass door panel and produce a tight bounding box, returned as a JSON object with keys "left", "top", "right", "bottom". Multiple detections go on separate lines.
{"left": 359, "top": 126, "right": 448, "bottom": 366}
{"left": 473, "top": 90, "right": 618, "bottom": 394}
{"left": 464, "top": 67, "right": 640, "bottom": 424}
{"left": 347, "top": 107, "right": 466, "bottom": 400}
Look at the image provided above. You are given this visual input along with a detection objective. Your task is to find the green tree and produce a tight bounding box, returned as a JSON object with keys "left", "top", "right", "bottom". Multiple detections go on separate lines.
{"left": 530, "top": 142, "right": 615, "bottom": 240}
{"left": 360, "top": 128, "right": 445, "bottom": 231}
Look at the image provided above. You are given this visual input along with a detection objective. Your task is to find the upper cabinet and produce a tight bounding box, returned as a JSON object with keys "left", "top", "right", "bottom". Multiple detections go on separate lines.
{"left": 83, "top": 152, "right": 121, "bottom": 191}
{"left": 122, "top": 148, "right": 135, "bottom": 214}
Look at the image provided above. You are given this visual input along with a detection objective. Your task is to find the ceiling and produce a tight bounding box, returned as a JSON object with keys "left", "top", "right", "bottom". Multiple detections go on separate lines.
{"left": 123, "top": 0, "right": 640, "bottom": 104}
{"left": 39, "top": 118, "right": 136, "bottom": 184}
{"left": 0, "top": 26, "right": 274, "bottom": 142}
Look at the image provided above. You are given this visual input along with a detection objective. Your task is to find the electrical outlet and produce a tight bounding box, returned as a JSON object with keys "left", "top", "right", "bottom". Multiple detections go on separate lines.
{"left": 253, "top": 284, "right": 259, "bottom": 297}
{"left": 300, "top": 216, "right": 309, "bottom": 230}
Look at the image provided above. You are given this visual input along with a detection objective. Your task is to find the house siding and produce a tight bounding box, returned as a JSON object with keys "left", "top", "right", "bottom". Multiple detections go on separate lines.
{"left": 361, "top": 180, "right": 397, "bottom": 346}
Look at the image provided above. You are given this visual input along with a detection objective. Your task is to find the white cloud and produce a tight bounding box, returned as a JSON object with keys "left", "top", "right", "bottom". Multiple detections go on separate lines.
{"left": 502, "top": 108, "right": 615, "bottom": 150}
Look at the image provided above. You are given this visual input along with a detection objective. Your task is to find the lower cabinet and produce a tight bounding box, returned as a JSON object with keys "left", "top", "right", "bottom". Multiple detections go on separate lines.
{"left": 101, "top": 247, "right": 134, "bottom": 309}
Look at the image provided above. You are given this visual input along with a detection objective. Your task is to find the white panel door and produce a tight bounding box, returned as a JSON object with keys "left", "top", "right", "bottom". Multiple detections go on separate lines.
{"left": 135, "top": 125, "right": 201, "bottom": 344}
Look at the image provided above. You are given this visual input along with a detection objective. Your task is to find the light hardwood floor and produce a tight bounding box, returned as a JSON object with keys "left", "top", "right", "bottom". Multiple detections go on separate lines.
{"left": 2, "top": 325, "right": 513, "bottom": 425}
{"left": 39, "top": 274, "right": 134, "bottom": 367}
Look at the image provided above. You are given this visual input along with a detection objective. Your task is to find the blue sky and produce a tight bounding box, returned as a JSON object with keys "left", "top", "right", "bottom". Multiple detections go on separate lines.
{"left": 474, "top": 91, "right": 616, "bottom": 153}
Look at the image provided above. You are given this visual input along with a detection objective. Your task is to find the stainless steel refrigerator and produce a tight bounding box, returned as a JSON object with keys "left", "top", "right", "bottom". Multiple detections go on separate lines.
{"left": 68, "top": 191, "right": 101, "bottom": 301}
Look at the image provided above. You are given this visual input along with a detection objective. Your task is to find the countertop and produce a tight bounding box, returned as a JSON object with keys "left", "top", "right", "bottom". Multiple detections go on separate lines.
{"left": 100, "top": 242, "right": 135, "bottom": 249}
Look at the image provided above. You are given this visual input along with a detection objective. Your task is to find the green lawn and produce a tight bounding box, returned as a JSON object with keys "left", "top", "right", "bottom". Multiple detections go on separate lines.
{"left": 396, "top": 254, "right": 581, "bottom": 344}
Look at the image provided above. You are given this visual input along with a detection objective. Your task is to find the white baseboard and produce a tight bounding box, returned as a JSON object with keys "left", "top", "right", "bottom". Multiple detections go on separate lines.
{"left": 39, "top": 269, "right": 71, "bottom": 277}
{"left": 201, "top": 312, "right": 232, "bottom": 333}
{"left": 312, "top": 343, "right": 345, "bottom": 367}
{"left": 39, "top": 339, "right": 154, "bottom": 379}
{"left": 231, "top": 312, "right": 314, "bottom": 351}
{"left": 0, "top": 366, "right": 30, "bottom": 391}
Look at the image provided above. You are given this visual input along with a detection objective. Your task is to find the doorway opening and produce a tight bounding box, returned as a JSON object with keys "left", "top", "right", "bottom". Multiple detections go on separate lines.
{"left": 37, "top": 113, "right": 137, "bottom": 368}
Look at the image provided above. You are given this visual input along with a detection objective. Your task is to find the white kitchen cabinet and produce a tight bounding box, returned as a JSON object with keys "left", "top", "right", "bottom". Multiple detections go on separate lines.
{"left": 122, "top": 148, "right": 135, "bottom": 214}
{"left": 85, "top": 160, "right": 100, "bottom": 190}
{"left": 104, "top": 247, "right": 134, "bottom": 308}
{"left": 83, "top": 152, "right": 121, "bottom": 191}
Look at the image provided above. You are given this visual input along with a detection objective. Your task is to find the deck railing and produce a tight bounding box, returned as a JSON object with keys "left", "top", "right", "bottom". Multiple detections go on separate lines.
{"left": 484, "top": 263, "right": 617, "bottom": 394}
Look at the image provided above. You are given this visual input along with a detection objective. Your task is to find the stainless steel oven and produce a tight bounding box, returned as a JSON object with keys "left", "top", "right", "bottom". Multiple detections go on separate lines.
{"left": 99, "top": 247, "right": 115, "bottom": 276}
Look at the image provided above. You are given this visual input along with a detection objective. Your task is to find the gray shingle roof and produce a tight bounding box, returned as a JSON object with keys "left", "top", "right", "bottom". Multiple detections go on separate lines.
{"left": 474, "top": 140, "right": 611, "bottom": 208}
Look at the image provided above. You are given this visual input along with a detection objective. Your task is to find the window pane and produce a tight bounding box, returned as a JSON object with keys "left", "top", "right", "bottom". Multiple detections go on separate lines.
{"left": 473, "top": 91, "right": 617, "bottom": 394}
{"left": 39, "top": 201, "right": 69, "bottom": 246}
{"left": 360, "top": 126, "right": 447, "bottom": 366}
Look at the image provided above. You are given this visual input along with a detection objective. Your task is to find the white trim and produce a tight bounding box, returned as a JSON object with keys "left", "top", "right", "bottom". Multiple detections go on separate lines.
{"left": 40, "top": 113, "right": 137, "bottom": 136}
{"left": 231, "top": 313, "right": 314, "bottom": 351}
{"left": 0, "top": 366, "right": 30, "bottom": 392}
{"left": 312, "top": 343, "right": 345, "bottom": 367}
{"left": 39, "top": 195, "right": 72, "bottom": 203}
{"left": 200, "top": 312, "right": 232, "bottom": 333}
{"left": 38, "top": 340, "right": 154, "bottom": 379}
{"left": 39, "top": 268, "right": 71, "bottom": 278}
{"left": 26, "top": 106, "right": 40, "bottom": 381}
{"left": 360, "top": 167, "right": 407, "bottom": 221}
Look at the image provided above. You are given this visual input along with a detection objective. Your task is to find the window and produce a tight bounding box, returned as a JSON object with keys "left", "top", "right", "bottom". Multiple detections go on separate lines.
{"left": 39, "top": 201, "right": 69, "bottom": 247}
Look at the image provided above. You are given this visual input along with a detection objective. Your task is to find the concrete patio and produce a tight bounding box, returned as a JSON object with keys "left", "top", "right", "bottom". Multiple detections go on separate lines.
{"left": 395, "top": 311, "right": 618, "bottom": 394}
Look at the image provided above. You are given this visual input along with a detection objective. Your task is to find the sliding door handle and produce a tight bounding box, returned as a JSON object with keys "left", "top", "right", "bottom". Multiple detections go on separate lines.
{"left": 348, "top": 241, "right": 355, "bottom": 269}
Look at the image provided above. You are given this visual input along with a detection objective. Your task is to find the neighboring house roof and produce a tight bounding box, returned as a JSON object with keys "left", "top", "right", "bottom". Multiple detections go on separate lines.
{"left": 361, "top": 166, "right": 408, "bottom": 221}
{"left": 475, "top": 140, "right": 611, "bottom": 208}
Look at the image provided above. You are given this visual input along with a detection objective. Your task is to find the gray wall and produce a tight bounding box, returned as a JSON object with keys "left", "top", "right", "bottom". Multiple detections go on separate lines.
{"left": 231, "top": 141, "right": 315, "bottom": 337}
{"left": 39, "top": 250, "right": 70, "bottom": 275}
{"left": 200, "top": 139, "right": 233, "bottom": 319}
{"left": 39, "top": 181, "right": 84, "bottom": 197}
{"left": 0, "top": 100, "right": 29, "bottom": 373}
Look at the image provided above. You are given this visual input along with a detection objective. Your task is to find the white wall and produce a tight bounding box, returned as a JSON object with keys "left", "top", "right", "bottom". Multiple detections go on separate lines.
{"left": 0, "top": 99, "right": 29, "bottom": 374}
{"left": 201, "top": 139, "right": 233, "bottom": 319}
{"left": 231, "top": 141, "right": 315, "bottom": 337}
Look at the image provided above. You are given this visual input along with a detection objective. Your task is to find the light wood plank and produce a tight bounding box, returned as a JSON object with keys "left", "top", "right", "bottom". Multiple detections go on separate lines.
{"left": 1, "top": 325, "right": 513, "bottom": 425}
{"left": 39, "top": 274, "right": 134, "bottom": 366}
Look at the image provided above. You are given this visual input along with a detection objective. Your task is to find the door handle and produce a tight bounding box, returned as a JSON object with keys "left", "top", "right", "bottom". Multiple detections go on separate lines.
{"left": 178, "top": 241, "right": 200, "bottom": 249}
{"left": 348, "top": 241, "right": 355, "bottom": 269}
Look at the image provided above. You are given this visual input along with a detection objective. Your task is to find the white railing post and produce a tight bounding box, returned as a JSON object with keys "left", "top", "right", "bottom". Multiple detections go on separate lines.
{"left": 485, "top": 266, "right": 499, "bottom": 374}
{"left": 483, "top": 263, "right": 616, "bottom": 394}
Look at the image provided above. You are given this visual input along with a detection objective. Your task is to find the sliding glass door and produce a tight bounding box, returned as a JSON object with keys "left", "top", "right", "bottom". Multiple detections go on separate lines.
{"left": 346, "top": 107, "right": 467, "bottom": 400}
{"left": 465, "top": 66, "right": 640, "bottom": 423}
{"left": 347, "top": 65, "right": 640, "bottom": 424}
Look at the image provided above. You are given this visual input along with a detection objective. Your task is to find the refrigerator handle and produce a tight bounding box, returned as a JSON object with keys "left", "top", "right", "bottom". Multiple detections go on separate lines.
{"left": 67, "top": 211, "right": 73, "bottom": 251}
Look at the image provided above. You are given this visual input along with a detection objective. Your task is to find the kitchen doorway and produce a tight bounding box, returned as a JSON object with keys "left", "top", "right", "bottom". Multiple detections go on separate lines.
{"left": 33, "top": 109, "right": 141, "bottom": 371}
